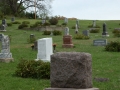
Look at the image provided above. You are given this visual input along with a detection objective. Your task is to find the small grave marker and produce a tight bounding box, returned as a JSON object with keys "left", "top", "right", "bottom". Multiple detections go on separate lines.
{"left": 64, "top": 17, "right": 68, "bottom": 24}
{"left": 64, "top": 27, "right": 69, "bottom": 35}
{"left": 82, "top": 30, "right": 89, "bottom": 36}
{"left": 93, "top": 39, "right": 107, "bottom": 46}
{"left": 75, "top": 24, "right": 78, "bottom": 34}
{"left": 11, "top": 17, "right": 15, "bottom": 22}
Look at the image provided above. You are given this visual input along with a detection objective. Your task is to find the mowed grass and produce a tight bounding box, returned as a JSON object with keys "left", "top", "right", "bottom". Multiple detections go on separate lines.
{"left": 0, "top": 18, "right": 120, "bottom": 90}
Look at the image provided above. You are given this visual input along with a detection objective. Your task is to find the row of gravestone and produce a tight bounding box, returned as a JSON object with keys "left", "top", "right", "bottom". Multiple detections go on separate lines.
{"left": 34, "top": 37, "right": 99, "bottom": 90}
{"left": 79, "top": 22, "right": 109, "bottom": 37}
{"left": 0, "top": 17, "right": 15, "bottom": 31}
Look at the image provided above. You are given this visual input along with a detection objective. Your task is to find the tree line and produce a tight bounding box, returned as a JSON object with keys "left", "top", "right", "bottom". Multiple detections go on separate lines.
{"left": 0, "top": 0, "right": 53, "bottom": 18}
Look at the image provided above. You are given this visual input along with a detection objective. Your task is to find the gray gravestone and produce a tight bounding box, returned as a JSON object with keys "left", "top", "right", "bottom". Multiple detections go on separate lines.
{"left": 2, "top": 19, "right": 7, "bottom": 27}
{"left": 64, "top": 27, "right": 69, "bottom": 35}
{"left": 75, "top": 24, "right": 78, "bottom": 34}
{"left": 64, "top": 17, "right": 68, "bottom": 24}
{"left": 76, "top": 19, "right": 80, "bottom": 29}
{"left": 102, "top": 23, "right": 109, "bottom": 37}
{"left": 0, "top": 34, "right": 3, "bottom": 41}
{"left": 30, "top": 34, "right": 35, "bottom": 40}
{"left": 93, "top": 20, "right": 96, "bottom": 27}
{"left": 34, "top": 41, "right": 37, "bottom": 50}
{"left": 44, "top": 52, "right": 99, "bottom": 90}
{"left": 0, "top": 34, "right": 13, "bottom": 63}
{"left": 82, "top": 30, "right": 89, "bottom": 36}
{"left": 93, "top": 39, "right": 107, "bottom": 46}
{"left": 11, "top": 17, "right": 15, "bottom": 22}
{"left": 0, "top": 25, "right": 6, "bottom": 32}
{"left": 2, "top": 19, "right": 6, "bottom": 25}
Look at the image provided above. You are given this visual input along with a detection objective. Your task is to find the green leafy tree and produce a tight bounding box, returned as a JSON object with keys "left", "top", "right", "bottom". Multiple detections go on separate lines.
{"left": 0, "top": 0, "right": 54, "bottom": 17}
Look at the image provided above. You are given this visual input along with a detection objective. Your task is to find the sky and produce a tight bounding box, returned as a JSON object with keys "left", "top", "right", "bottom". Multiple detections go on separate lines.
{"left": 51, "top": 0, "right": 120, "bottom": 20}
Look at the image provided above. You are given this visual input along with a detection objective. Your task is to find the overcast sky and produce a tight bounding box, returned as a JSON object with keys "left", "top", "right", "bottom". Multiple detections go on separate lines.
{"left": 51, "top": 0, "right": 120, "bottom": 20}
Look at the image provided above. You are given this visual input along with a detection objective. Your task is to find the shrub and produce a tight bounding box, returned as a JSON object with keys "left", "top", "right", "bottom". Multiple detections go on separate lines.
{"left": 61, "top": 22, "right": 67, "bottom": 26}
{"left": 43, "top": 30, "right": 51, "bottom": 35}
{"left": 88, "top": 25, "right": 100, "bottom": 28}
{"left": 53, "top": 30, "right": 62, "bottom": 35}
{"left": 30, "top": 21, "right": 42, "bottom": 28}
{"left": 12, "top": 21, "right": 21, "bottom": 24}
{"left": 112, "top": 29, "right": 120, "bottom": 37}
{"left": 56, "top": 25, "right": 62, "bottom": 27}
{"left": 49, "top": 17, "right": 58, "bottom": 25}
{"left": 90, "top": 29, "right": 100, "bottom": 33}
{"left": 71, "top": 26, "right": 75, "bottom": 29}
{"left": 7, "top": 23, "right": 12, "bottom": 26}
{"left": 35, "top": 21, "right": 42, "bottom": 25}
{"left": 18, "top": 24, "right": 28, "bottom": 29}
{"left": 43, "top": 30, "right": 62, "bottom": 35}
{"left": 74, "top": 34, "right": 90, "bottom": 39}
{"left": 15, "top": 59, "right": 50, "bottom": 79}
{"left": 27, "top": 37, "right": 36, "bottom": 43}
{"left": 43, "top": 22, "right": 50, "bottom": 26}
{"left": 105, "top": 41, "right": 120, "bottom": 52}
{"left": 22, "top": 21, "right": 30, "bottom": 24}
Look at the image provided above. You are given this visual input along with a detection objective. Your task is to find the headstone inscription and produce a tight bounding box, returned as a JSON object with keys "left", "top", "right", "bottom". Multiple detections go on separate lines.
{"left": 0, "top": 34, "right": 13, "bottom": 63}
{"left": 44, "top": 52, "right": 99, "bottom": 90}
{"left": 36, "top": 38, "right": 53, "bottom": 62}
{"left": 102, "top": 22, "right": 109, "bottom": 37}
{"left": 93, "top": 39, "right": 107, "bottom": 46}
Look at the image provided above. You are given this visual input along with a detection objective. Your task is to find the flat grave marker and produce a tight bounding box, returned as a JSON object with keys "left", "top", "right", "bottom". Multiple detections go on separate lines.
{"left": 93, "top": 39, "right": 107, "bottom": 46}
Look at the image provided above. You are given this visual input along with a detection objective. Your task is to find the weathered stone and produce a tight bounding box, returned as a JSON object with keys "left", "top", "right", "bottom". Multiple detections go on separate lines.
{"left": 50, "top": 52, "right": 92, "bottom": 89}
{"left": 0, "top": 34, "right": 13, "bottom": 63}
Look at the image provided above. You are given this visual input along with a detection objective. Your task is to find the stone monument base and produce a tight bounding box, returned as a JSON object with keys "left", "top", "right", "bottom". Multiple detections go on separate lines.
{"left": 44, "top": 88, "right": 99, "bottom": 90}
{"left": 0, "top": 58, "right": 14, "bottom": 63}
{"left": 102, "top": 35, "right": 109, "bottom": 37}
{"left": 0, "top": 30, "right": 6, "bottom": 32}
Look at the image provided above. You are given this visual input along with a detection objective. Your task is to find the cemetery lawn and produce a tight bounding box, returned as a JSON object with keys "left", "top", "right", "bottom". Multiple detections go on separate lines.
{"left": 0, "top": 18, "right": 120, "bottom": 90}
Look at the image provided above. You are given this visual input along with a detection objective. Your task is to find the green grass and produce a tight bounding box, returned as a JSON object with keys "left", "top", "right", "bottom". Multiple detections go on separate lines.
{"left": 0, "top": 19, "right": 120, "bottom": 90}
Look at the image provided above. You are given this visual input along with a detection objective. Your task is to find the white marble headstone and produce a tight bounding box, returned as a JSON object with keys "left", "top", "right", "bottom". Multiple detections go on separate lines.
{"left": 36, "top": 38, "right": 53, "bottom": 62}
{"left": 75, "top": 24, "right": 78, "bottom": 31}
{"left": 64, "top": 18, "right": 68, "bottom": 23}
